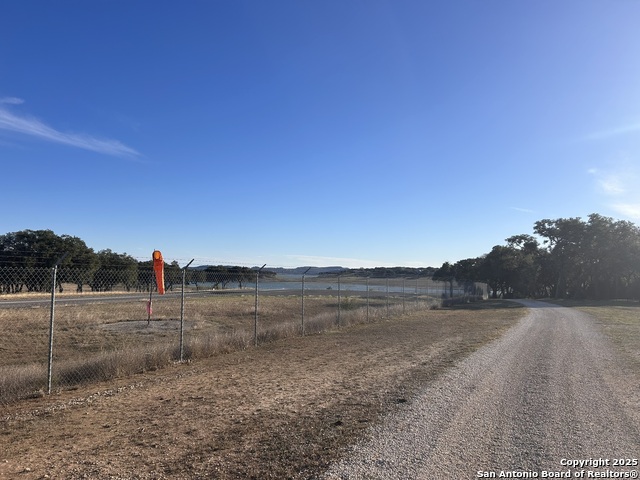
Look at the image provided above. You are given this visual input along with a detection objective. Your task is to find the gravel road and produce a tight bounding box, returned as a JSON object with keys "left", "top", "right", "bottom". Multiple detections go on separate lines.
{"left": 323, "top": 300, "right": 640, "bottom": 479}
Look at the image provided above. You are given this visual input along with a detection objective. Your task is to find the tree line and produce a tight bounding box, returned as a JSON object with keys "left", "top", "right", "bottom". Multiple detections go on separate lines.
{"left": 433, "top": 213, "right": 640, "bottom": 300}
{"left": 7, "top": 216, "right": 638, "bottom": 300}
{"left": 0, "top": 230, "right": 259, "bottom": 293}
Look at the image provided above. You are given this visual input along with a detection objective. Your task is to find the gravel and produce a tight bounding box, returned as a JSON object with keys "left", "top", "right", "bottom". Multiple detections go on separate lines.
{"left": 323, "top": 300, "right": 640, "bottom": 479}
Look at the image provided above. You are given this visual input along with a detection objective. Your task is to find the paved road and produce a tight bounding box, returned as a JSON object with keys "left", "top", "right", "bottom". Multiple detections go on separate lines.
{"left": 0, "top": 291, "right": 192, "bottom": 308}
{"left": 325, "top": 300, "right": 640, "bottom": 479}
{"left": 0, "top": 287, "right": 387, "bottom": 309}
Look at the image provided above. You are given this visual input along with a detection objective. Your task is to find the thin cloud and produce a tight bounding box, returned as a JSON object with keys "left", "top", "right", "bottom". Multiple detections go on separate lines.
{"left": 0, "top": 97, "right": 25, "bottom": 105}
{"left": 589, "top": 167, "right": 629, "bottom": 196}
{"left": 589, "top": 162, "right": 640, "bottom": 220}
{"left": 0, "top": 101, "right": 140, "bottom": 158}
{"left": 583, "top": 121, "right": 640, "bottom": 141}
{"left": 600, "top": 178, "right": 625, "bottom": 195}
{"left": 611, "top": 203, "right": 640, "bottom": 220}
{"left": 510, "top": 207, "right": 535, "bottom": 214}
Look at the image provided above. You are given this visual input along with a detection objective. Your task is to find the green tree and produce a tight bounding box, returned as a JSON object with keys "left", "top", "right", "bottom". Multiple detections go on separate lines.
{"left": 432, "top": 262, "right": 455, "bottom": 297}
{"left": 478, "top": 246, "right": 517, "bottom": 298}
{"left": 0, "top": 229, "right": 96, "bottom": 292}
{"left": 451, "top": 257, "right": 482, "bottom": 296}
{"left": 505, "top": 234, "right": 542, "bottom": 297}
{"left": 581, "top": 214, "right": 640, "bottom": 299}
{"left": 534, "top": 217, "right": 585, "bottom": 298}
{"left": 534, "top": 215, "right": 640, "bottom": 299}
{"left": 91, "top": 250, "right": 138, "bottom": 292}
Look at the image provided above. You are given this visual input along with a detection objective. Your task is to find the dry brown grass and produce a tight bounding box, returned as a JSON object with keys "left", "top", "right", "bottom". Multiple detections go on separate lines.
{"left": 550, "top": 299, "right": 640, "bottom": 372}
{"left": 0, "top": 291, "right": 440, "bottom": 403}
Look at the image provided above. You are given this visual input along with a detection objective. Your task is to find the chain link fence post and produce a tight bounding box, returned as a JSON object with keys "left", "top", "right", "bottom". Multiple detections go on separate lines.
{"left": 402, "top": 278, "right": 406, "bottom": 314}
{"left": 386, "top": 278, "right": 389, "bottom": 317}
{"left": 47, "top": 253, "right": 68, "bottom": 394}
{"left": 366, "top": 277, "right": 370, "bottom": 322}
{"left": 179, "top": 259, "right": 194, "bottom": 362}
{"left": 254, "top": 264, "right": 266, "bottom": 347}
{"left": 337, "top": 275, "right": 341, "bottom": 326}
{"left": 301, "top": 267, "right": 311, "bottom": 336}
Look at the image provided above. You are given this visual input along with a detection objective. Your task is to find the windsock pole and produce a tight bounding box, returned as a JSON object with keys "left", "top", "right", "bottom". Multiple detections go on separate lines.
{"left": 147, "top": 287, "right": 153, "bottom": 325}
{"left": 148, "top": 250, "right": 165, "bottom": 325}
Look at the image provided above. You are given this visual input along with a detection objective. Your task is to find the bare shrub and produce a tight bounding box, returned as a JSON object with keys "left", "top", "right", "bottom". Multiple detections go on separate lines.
{"left": 54, "top": 343, "right": 175, "bottom": 388}
{"left": 303, "top": 311, "right": 338, "bottom": 335}
{"left": 185, "top": 329, "right": 253, "bottom": 360}
{"left": 0, "top": 364, "right": 46, "bottom": 402}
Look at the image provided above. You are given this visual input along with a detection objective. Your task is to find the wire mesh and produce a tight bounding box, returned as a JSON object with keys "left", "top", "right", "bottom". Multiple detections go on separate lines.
{"left": 0, "top": 265, "right": 486, "bottom": 404}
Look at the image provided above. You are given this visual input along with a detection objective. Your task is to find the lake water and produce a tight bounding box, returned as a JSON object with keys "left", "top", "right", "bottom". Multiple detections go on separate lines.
{"left": 194, "top": 275, "right": 462, "bottom": 296}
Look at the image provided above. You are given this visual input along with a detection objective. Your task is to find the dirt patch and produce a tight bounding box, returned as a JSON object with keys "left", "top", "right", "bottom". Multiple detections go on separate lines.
{"left": 101, "top": 319, "right": 193, "bottom": 333}
{"left": 0, "top": 301, "right": 524, "bottom": 479}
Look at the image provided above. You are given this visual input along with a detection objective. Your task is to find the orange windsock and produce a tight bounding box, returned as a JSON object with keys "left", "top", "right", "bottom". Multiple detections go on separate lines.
{"left": 152, "top": 250, "right": 165, "bottom": 294}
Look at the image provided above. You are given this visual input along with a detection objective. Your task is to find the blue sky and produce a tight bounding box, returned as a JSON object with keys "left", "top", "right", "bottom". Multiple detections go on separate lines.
{"left": 2, "top": 1, "right": 640, "bottom": 268}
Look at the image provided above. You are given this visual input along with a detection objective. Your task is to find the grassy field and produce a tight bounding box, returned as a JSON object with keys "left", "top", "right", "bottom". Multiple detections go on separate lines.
{"left": 0, "top": 289, "right": 439, "bottom": 403}
{"left": 549, "top": 299, "right": 640, "bottom": 373}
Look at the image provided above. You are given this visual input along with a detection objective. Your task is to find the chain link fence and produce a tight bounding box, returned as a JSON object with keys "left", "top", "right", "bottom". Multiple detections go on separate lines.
{"left": 0, "top": 265, "right": 487, "bottom": 404}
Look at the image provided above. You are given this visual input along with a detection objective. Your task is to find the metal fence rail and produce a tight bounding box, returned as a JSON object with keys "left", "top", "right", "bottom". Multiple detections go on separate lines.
{"left": 0, "top": 265, "right": 486, "bottom": 404}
